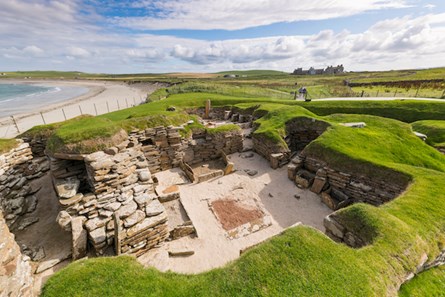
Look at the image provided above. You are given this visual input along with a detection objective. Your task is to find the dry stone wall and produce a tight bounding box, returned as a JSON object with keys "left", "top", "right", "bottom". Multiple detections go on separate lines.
{"left": 288, "top": 155, "right": 408, "bottom": 211}
{"left": 130, "top": 126, "right": 184, "bottom": 173}
{"left": 46, "top": 125, "right": 241, "bottom": 258}
{"left": 0, "top": 212, "right": 33, "bottom": 297}
{"left": 252, "top": 117, "right": 330, "bottom": 168}
{"left": 186, "top": 129, "right": 243, "bottom": 165}
{"left": 128, "top": 125, "right": 243, "bottom": 169}
{"left": 52, "top": 147, "right": 168, "bottom": 257}
{"left": 0, "top": 140, "right": 49, "bottom": 228}
{"left": 285, "top": 117, "right": 330, "bottom": 152}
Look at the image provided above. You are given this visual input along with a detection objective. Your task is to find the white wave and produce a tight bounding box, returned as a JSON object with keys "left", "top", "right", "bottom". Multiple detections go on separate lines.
{"left": 25, "top": 86, "right": 61, "bottom": 97}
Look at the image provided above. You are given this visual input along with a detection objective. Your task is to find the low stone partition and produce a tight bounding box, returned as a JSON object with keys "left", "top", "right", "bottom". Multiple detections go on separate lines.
{"left": 323, "top": 214, "right": 368, "bottom": 248}
{"left": 185, "top": 129, "right": 243, "bottom": 165}
{"left": 0, "top": 140, "right": 49, "bottom": 228}
{"left": 288, "top": 155, "right": 408, "bottom": 210}
{"left": 131, "top": 126, "right": 184, "bottom": 173}
{"left": 252, "top": 134, "right": 290, "bottom": 168}
{"left": 0, "top": 212, "right": 33, "bottom": 297}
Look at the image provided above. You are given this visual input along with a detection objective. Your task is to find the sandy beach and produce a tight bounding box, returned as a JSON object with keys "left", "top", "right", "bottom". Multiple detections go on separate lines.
{"left": 0, "top": 80, "right": 161, "bottom": 138}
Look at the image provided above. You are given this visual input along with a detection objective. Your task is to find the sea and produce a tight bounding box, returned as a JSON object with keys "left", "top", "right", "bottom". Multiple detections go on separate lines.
{"left": 0, "top": 82, "right": 89, "bottom": 118}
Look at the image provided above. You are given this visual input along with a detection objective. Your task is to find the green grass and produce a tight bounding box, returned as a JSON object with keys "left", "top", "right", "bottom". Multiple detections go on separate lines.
{"left": 206, "top": 124, "right": 240, "bottom": 134}
{"left": 0, "top": 138, "right": 17, "bottom": 154}
{"left": 20, "top": 91, "right": 445, "bottom": 154}
{"left": 399, "top": 266, "right": 445, "bottom": 297}
{"left": 216, "top": 70, "right": 289, "bottom": 77}
{"left": 46, "top": 117, "right": 123, "bottom": 154}
{"left": 41, "top": 99, "right": 445, "bottom": 296}
{"left": 412, "top": 120, "right": 445, "bottom": 148}
{"left": 300, "top": 99, "right": 445, "bottom": 123}
{"left": 351, "top": 86, "right": 445, "bottom": 99}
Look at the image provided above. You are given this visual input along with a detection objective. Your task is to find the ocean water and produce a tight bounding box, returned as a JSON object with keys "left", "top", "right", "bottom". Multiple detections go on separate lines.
{"left": 0, "top": 83, "right": 89, "bottom": 118}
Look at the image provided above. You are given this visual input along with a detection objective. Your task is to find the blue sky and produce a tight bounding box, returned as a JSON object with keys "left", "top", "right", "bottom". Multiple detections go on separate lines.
{"left": 1, "top": 0, "right": 445, "bottom": 73}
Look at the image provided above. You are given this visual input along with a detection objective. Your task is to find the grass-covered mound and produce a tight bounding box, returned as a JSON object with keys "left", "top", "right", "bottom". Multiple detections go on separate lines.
{"left": 41, "top": 102, "right": 445, "bottom": 296}
{"left": 20, "top": 92, "right": 445, "bottom": 154}
{"left": 399, "top": 266, "right": 445, "bottom": 296}
{"left": 412, "top": 120, "right": 445, "bottom": 149}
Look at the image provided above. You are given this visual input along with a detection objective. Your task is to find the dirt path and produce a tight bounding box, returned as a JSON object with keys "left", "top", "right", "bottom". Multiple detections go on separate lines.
{"left": 12, "top": 174, "right": 72, "bottom": 295}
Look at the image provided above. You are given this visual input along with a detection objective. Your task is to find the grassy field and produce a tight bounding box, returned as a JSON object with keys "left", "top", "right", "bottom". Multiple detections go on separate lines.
{"left": 399, "top": 266, "right": 445, "bottom": 296}
{"left": 20, "top": 91, "right": 445, "bottom": 154}
{"left": 3, "top": 68, "right": 444, "bottom": 100}
{"left": 351, "top": 86, "right": 445, "bottom": 99}
{"left": 0, "top": 138, "right": 17, "bottom": 154}
{"left": 411, "top": 120, "right": 445, "bottom": 148}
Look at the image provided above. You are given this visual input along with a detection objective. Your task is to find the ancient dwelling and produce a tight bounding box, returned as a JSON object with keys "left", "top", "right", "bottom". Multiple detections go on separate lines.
{"left": 47, "top": 125, "right": 243, "bottom": 258}
{"left": 2, "top": 104, "right": 443, "bottom": 295}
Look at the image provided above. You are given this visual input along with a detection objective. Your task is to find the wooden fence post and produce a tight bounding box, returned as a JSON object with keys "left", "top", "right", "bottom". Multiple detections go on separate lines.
{"left": 40, "top": 112, "right": 46, "bottom": 124}
{"left": 10, "top": 116, "right": 20, "bottom": 134}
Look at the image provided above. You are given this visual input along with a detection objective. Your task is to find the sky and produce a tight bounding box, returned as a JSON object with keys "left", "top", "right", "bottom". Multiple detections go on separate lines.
{"left": 1, "top": 0, "right": 445, "bottom": 73}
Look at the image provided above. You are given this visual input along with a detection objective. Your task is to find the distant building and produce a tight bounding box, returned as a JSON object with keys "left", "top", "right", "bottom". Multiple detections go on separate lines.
{"left": 292, "top": 65, "right": 344, "bottom": 75}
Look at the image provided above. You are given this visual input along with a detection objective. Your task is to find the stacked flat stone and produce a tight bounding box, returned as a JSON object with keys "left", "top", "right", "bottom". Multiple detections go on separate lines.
{"left": 133, "top": 126, "right": 185, "bottom": 173}
{"left": 187, "top": 129, "right": 243, "bottom": 165}
{"left": 52, "top": 146, "right": 170, "bottom": 256}
{"left": 288, "top": 154, "right": 408, "bottom": 210}
{"left": 0, "top": 212, "right": 33, "bottom": 297}
{"left": 252, "top": 134, "right": 290, "bottom": 166}
{"left": 22, "top": 134, "right": 48, "bottom": 157}
{"left": 285, "top": 118, "right": 330, "bottom": 151}
{"left": 0, "top": 140, "right": 48, "bottom": 227}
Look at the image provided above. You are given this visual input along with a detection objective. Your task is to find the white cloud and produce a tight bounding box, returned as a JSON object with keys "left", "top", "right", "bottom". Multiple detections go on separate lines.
{"left": 0, "top": 1, "right": 444, "bottom": 73}
{"left": 114, "top": 0, "right": 410, "bottom": 30}
{"left": 66, "top": 47, "right": 92, "bottom": 58}
{"left": 23, "top": 45, "right": 44, "bottom": 56}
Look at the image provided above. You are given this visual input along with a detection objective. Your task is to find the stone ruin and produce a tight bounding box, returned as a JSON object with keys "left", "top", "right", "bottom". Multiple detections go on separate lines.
{"left": 48, "top": 125, "right": 243, "bottom": 258}
{"left": 2, "top": 104, "right": 442, "bottom": 295}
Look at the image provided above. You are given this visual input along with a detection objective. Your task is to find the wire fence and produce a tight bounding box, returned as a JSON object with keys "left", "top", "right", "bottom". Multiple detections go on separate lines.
{"left": 0, "top": 96, "right": 146, "bottom": 138}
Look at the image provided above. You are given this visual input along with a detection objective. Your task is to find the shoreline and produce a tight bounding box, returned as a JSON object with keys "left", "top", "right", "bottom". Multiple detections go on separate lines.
{"left": 0, "top": 80, "right": 118, "bottom": 122}
{"left": 0, "top": 80, "right": 157, "bottom": 138}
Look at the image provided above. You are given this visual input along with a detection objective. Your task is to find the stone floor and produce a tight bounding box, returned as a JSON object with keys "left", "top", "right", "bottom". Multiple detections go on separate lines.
{"left": 137, "top": 151, "right": 332, "bottom": 274}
